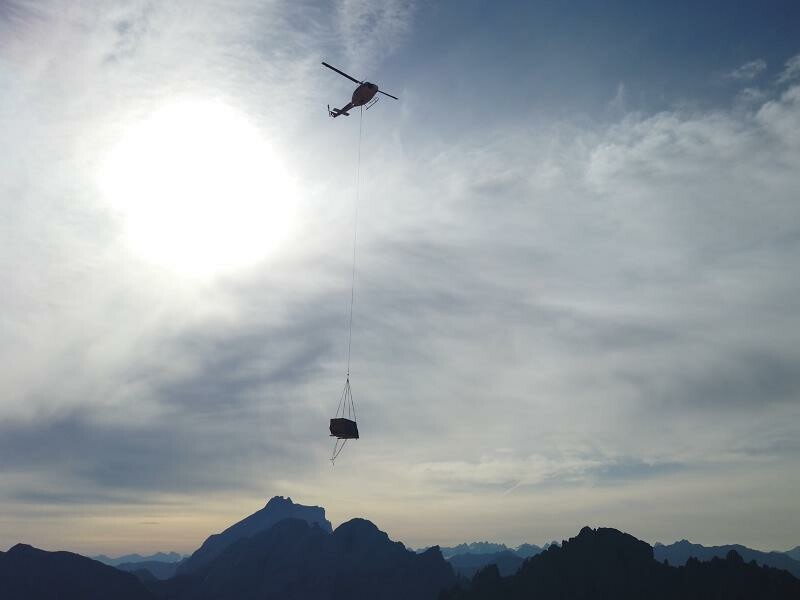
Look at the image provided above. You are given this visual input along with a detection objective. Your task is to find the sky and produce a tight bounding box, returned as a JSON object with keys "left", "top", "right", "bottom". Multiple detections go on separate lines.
{"left": 1, "top": 0, "right": 800, "bottom": 556}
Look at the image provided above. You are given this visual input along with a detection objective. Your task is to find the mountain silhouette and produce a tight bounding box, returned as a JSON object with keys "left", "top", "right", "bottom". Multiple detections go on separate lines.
{"left": 93, "top": 552, "right": 183, "bottom": 566}
{"left": 435, "top": 542, "right": 511, "bottom": 558}
{"left": 654, "top": 539, "right": 800, "bottom": 578}
{"left": 426, "top": 541, "right": 544, "bottom": 560}
{"left": 5, "top": 499, "right": 799, "bottom": 600}
{"left": 440, "top": 526, "right": 800, "bottom": 599}
{"left": 787, "top": 545, "right": 800, "bottom": 561}
{"left": 0, "top": 543, "right": 153, "bottom": 600}
{"left": 448, "top": 550, "right": 525, "bottom": 578}
{"left": 154, "top": 517, "right": 456, "bottom": 600}
{"left": 118, "top": 559, "right": 182, "bottom": 580}
{"left": 177, "top": 496, "right": 332, "bottom": 575}
{"left": 515, "top": 543, "right": 545, "bottom": 558}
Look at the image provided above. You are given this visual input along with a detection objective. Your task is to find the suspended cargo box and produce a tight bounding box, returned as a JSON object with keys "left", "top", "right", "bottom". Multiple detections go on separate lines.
{"left": 330, "top": 417, "right": 359, "bottom": 439}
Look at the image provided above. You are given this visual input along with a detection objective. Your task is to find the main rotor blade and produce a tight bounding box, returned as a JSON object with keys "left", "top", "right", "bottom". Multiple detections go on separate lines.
{"left": 321, "top": 62, "right": 362, "bottom": 85}
{"left": 378, "top": 90, "right": 399, "bottom": 100}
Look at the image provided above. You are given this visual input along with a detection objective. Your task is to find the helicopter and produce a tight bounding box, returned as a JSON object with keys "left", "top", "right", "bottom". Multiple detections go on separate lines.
{"left": 322, "top": 61, "right": 398, "bottom": 118}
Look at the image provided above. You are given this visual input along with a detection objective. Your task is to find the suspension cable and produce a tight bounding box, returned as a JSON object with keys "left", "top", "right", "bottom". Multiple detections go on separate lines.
{"left": 332, "top": 106, "right": 364, "bottom": 467}
{"left": 346, "top": 106, "right": 363, "bottom": 378}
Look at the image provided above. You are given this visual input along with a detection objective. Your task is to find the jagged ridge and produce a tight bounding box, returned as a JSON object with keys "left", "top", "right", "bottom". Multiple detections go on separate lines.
{"left": 177, "top": 496, "right": 332, "bottom": 574}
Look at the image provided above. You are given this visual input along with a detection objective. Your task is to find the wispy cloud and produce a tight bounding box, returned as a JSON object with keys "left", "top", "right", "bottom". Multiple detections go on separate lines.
{"left": 334, "top": 0, "right": 415, "bottom": 73}
{"left": 2, "top": 1, "right": 800, "bottom": 554}
{"left": 725, "top": 58, "right": 767, "bottom": 81}
{"left": 778, "top": 53, "right": 800, "bottom": 83}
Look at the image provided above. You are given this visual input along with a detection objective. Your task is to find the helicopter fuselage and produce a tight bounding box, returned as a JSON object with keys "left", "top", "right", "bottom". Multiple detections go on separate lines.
{"left": 352, "top": 82, "right": 379, "bottom": 107}
{"left": 328, "top": 82, "right": 379, "bottom": 118}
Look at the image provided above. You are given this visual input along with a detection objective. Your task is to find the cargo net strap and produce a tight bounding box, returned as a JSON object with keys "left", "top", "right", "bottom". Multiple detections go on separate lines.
{"left": 334, "top": 376, "right": 356, "bottom": 421}
{"left": 331, "top": 377, "right": 356, "bottom": 465}
{"left": 331, "top": 438, "right": 348, "bottom": 464}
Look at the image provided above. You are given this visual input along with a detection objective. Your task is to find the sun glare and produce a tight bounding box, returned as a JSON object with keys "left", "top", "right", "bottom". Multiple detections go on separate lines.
{"left": 99, "top": 98, "right": 297, "bottom": 276}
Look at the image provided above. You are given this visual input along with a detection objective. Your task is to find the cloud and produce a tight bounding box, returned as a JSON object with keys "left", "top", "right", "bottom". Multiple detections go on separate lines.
{"left": 725, "top": 59, "right": 767, "bottom": 81}
{"left": 334, "top": 0, "right": 415, "bottom": 73}
{"left": 364, "top": 85, "right": 800, "bottom": 525}
{"left": 2, "top": 1, "right": 800, "bottom": 553}
{"left": 735, "top": 87, "right": 767, "bottom": 105}
{"left": 778, "top": 53, "right": 800, "bottom": 83}
{"left": 757, "top": 85, "right": 800, "bottom": 147}
{"left": 413, "top": 451, "right": 687, "bottom": 494}
{"left": 607, "top": 82, "right": 626, "bottom": 114}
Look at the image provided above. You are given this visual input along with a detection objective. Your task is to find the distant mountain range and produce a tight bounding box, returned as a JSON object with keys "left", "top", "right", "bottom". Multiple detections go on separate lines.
{"left": 117, "top": 560, "right": 183, "bottom": 580}
{"left": 787, "top": 545, "right": 800, "bottom": 561}
{"left": 3, "top": 497, "right": 800, "bottom": 599}
{"left": 447, "top": 550, "right": 525, "bottom": 578}
{"left": 0, "top": 543, "right": 153, "bottom": 600}
{"left": 424, "top": 540, "right": 558, "bottom": 559}
{"left": 438, "top": 542, "right": 514, "bottom": 557}
{"left": 425, "top": 540, "right": 556, "bottom": 578}
{"left": 518, "top": 542, "right": 558, "bottom": 557}
{"left": 93, "top": 552, "right": 183, "bottom": 567}
{"left": 654, "top": 539, "right": 800, "bottom": 578}
{"left": 440, "top": 526, "right": 800, "bottom": 600}
{"left": 434, "top": 535, "right": 800, "bottom": 582}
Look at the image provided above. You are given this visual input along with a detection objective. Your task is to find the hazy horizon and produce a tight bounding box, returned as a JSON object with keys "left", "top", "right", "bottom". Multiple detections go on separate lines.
{"left": 2, "top": 1, "right": 799, "bottom": 556}
{"left": 5, "top": 494, "right": 798, "bottom": 558}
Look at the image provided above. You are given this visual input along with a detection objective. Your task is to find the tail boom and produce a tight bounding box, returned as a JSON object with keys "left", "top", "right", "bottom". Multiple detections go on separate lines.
{"left": 328, "top": 102, "right": 353, "bottom": 118}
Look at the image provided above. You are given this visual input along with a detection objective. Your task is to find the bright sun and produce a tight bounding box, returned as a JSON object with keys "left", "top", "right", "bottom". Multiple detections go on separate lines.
{"left": 99, "top": 98, "right": 297, "bottom": 276}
